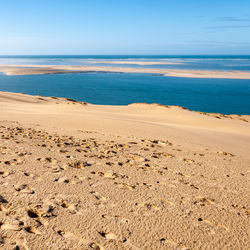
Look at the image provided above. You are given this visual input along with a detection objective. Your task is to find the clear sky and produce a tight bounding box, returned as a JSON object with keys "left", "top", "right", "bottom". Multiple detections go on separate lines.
{"left": 0, "top": 0, "right": 250, "bottom": 55}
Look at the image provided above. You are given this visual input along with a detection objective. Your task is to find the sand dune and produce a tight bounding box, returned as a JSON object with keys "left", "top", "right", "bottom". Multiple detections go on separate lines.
{"left": 0, "top": 91, "right": 250, "bottom": 249}
{"left": 1, "top": 65, "right": 250, "bottom": 79}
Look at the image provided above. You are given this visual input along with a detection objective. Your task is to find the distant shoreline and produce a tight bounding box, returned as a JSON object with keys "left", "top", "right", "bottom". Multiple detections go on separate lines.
{"left": 1, "top": 64, "right": 250, "bottom": 79}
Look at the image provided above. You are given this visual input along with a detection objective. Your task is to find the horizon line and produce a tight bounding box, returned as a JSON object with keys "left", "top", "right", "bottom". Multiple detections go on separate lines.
{"left": 1, "top": 54, "right": 250, "bottom": 56}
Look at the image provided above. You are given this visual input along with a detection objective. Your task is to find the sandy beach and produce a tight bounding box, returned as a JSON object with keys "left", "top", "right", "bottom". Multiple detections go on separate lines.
{"left": 0, "top": 91, "right": 249, "bottom": 249}
{"left": 87, "top": 61, "right": 183, "bottom": 65}
{"left": 1, "top": 65, "right": 250, "bottom": 79}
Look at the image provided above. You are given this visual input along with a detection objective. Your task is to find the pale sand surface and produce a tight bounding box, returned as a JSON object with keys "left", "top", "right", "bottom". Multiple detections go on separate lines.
{"left": 1, "top": 65, "right": 250, "bottom": 79}
{"left": 0, "top": 91, "right": 250, "bottom": 249}
{"left": 87, "top": 61, "right": 183, "bottom": 65}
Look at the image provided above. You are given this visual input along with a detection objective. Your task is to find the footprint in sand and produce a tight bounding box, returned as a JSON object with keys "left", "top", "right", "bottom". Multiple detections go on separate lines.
{"left": 91, "top": 171, "right": 129, "bottom": 180}
{"left": 90, "top": 191, "right": 107, "bottom": 201}
{"left": 37, "top": 157, "right": 58, "bottom": 164}
{"left": 23, "top": 171, "right": 42, "bottom": 181}
{"left": 99, "top": 231, "right": 118, "bottom": 240}
{"left": 178, "top": 180, "right": 200, "bottom": 190}
{"left": 194, "top": 197, "right": 215, "bottom": 206}
{"left": 98, "top": 231, "right": 128, "bottom": 245}
{"left": 0, "top": 170, "right": 10, "bottom": 178}
{"left": 27, "top": 209, "right": 40, "bottom": 219}
{"left": 101, "top": 214, "right": 130, "bottom": 223}
{"left": 152, "top": 152, "right": 174, "bottom": 158}
{"left": 159, "top": 238, "right": 189, "bottom": 249}
{"left": 54, "top": 198, "right": 78, "bottom": 214}
{"left": 89, "top": 242, "right": 104, "bottom": 250}
{"left": 3, "top": 160, "right": 15, "bottom": 166}
{"left": 180, "top": 158, "right": 195, "bottom": 164}
{"left": 232, "top": 204, "right": 250, "bottom": 216}
{"left": 54, "top": 176, "right": 79, "bottom": 184}
{"left": 69, "top": 160, "right": 92, "bottom": 169}
{"left": 144, "top": 203, "right": 161, "bottom": 211}
{"left": 197, "top": 218, "right": 229, "bottom": 231}
{"left": 217, "top": 151, "right": 234, "bottom": 156}
{"left": 0, "top": 222, "right": 21, "bottom": 231}
{"left": 16, "top": 151, "right": 32, "bottom": 157}
{"left": 14, "top": 184, "right": 35, "bottom": 194}
{"left": 0, "top": 195, "right": 8, "bottom": 206}
{"left": 114, "top": 182, "right": 136, "bottom": 190}
{"left": 24, "top": 226, "right": 41, "bottom": 234}
{"left": 177, "top": 172, "right": 191, "bottom": 178}
{"left": 56, "top": 229, "right": 76, "bottom": 239}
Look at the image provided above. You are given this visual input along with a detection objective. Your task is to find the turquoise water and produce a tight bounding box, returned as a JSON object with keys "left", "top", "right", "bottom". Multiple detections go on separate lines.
{"left": 1, "top": 55, "right": 250, "bottom": 71}
{"left": 0, "top": 72, "right": 250, "bottom": 115}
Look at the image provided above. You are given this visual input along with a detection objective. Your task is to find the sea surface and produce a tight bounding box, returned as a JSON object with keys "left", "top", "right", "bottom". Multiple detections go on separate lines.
{"left": 0, "top": 55, "right": 250, "bottom": 114}
{"left": 1, "top": 55, "right": 250, "bottom": 71}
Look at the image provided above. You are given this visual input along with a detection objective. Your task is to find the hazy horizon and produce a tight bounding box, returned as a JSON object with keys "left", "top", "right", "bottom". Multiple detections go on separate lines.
{"left": 1, "top": 54, "right": 250, "bottom": 56}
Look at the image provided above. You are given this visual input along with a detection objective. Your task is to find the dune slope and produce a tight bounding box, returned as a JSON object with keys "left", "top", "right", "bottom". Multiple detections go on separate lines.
{"left": 0, "top": 92, "right": 249, "bottom": 249}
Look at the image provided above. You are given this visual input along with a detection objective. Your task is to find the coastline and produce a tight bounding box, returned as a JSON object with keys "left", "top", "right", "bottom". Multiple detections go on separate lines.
{"left": 1, "top": 64, "right": 250, "bottom": 79}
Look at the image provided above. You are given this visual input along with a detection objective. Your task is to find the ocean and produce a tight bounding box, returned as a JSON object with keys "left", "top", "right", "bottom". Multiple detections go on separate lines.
{"left": 0, "top": 55, "right": 250, "bottom": 114}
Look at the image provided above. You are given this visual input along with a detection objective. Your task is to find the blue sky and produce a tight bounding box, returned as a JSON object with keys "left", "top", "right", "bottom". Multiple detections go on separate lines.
{"left": 0, "top": 0, "right": 249, "bottom": 55}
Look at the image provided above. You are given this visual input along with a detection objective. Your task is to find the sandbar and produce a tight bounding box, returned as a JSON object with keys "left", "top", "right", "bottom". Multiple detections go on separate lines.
{"left": 87, "top": 60, "right": 183, "bottom": 65}
{"left": 1, "top": 64, "right": 250, "bottom": 79}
